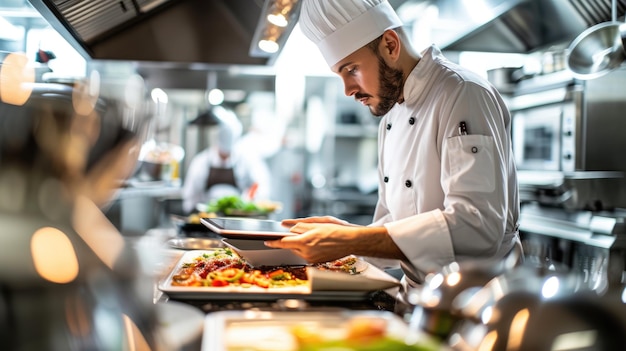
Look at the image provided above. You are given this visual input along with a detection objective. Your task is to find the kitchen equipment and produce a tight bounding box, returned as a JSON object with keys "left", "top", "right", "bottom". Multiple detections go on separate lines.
{"left": 566, "top": 0, "right": 626, "bottom": 80}
{"left": 519, "top": 202, "right": 626, "bottom": 294}
{"left": 486, "top": 66, "right": 525, "bottom": 94}
{"left": 566, "top": 21, "right": 626, "bottom": 79}
{"left": 136, "top": 140, "right": 184, "bottom": 182}
{"left": 405, "top": 246, "right": 525, "bottom": 340}
{"left": 170, "top": 214, "right": 215, "bottom": 235}
{"left": 447, "top": 265, "right": 626, "bottom": 351}
{"left": 509, "top": 68, "right": 626, "bottom": 209}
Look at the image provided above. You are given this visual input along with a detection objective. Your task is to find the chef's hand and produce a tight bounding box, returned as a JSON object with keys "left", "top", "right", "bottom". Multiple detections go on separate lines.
{"left": 281, "top": 215, "right": 358, "bottom": 227}
{"left": 265, "top": 222, "right": 362, "bottom": 263}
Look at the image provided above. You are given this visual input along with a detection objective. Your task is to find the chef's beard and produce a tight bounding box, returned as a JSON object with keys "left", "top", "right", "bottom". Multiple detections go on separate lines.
{"left": 370, "top": 54, "right": 404, "bottom": 116}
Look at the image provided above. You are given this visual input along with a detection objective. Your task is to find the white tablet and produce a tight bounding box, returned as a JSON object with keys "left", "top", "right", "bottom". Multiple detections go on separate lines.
{"left": 200, "top": 217, "right": 296, "bottom": 240}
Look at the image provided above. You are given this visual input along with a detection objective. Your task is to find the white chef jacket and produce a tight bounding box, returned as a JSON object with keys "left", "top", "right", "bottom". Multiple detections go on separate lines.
{"left": 181, "top": 145, "right": 271, "bottom": 214}
{"left": 369, "top": 45, "right": 520, "bottom": 285}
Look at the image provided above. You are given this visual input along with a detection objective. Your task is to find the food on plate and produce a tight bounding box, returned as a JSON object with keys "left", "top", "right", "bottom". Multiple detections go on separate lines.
{"left": 314, "top": 256, "right": 363, "bottom": 275}
{"left": 170, "top": 248, "right": 307, "bottom": 289}
{"left": 223, "top": 315, "right": 441, "bottom": 351}
{"left": 206, "top": 195, "right": 281, "bottom": 216}
{"left": 169, "top": 249, "right": 363, "bottom": 289}
{"left": 291, "top": 317, "right": 439, "bottom": 351}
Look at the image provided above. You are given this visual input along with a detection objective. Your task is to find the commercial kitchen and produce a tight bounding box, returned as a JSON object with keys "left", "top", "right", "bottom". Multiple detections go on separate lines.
{"left": 2, "top": 0, "right": 626, "bottom": 350}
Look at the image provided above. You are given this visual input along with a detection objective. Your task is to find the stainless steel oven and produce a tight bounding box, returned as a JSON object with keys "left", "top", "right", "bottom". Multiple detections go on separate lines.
{"left": 510, "top": 71, "right": 581, "bottom": 173}
{"left": 511, "top": 69, "right": 626, "bottom": 174}
{"left": 512, "top": 101, "right": 571, "bottom": 172}
{"left": 509, "top": 69, "right": 626, "bottom": 210}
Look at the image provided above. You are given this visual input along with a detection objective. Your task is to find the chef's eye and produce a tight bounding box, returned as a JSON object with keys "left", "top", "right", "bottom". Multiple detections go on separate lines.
{"left": 346, "top": 66, "right": 358, "bottom": 75}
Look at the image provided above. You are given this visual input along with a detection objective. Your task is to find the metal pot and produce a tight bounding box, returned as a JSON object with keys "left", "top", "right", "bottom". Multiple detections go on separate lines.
{"left": 135, "top": 160, "right": 165, "bottom": 181}
{"left": 486, "top": 67, "right": 525, "bottom": 94}
{"left": 135, "top": 140, "right": 184, "bottom": 182}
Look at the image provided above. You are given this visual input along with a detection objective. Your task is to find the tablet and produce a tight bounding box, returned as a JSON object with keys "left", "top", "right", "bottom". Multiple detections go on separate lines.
{"left": 200, "top": 217, "right": 296, "bottom": 240}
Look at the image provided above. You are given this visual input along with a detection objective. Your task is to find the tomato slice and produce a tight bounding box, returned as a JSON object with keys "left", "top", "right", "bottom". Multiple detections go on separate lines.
{"left": 211, "top": 279, "right": 229, "bottom": 287}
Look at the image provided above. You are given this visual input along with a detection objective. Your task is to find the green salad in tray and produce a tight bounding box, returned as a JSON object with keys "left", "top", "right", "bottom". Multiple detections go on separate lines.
{"left": 206, "top": 196, "right": 270, "bottom": 217}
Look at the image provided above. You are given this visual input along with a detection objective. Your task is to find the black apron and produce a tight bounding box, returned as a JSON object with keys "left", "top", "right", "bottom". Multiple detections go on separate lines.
{"left": 205, "top": 166, "right": 238, "bottom": 192}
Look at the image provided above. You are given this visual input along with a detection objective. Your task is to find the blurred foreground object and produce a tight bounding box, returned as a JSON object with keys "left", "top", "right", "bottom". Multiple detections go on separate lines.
{"left": 0, "top": 80, "right": 168, "bottom": 350}
{"left": 446, "top": 264, "right": 626, "bottom": 351}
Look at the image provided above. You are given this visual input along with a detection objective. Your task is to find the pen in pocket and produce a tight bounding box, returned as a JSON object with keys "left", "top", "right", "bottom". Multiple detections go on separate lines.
{"left": 458, "top": 121, "right": 468, "bottom": 136}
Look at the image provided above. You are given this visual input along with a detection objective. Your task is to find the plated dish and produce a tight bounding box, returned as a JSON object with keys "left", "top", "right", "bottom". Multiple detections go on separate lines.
{"left": 201, "top": 310, "right": 443, "bottom": 351}
{"left": 157, "top": 249, "right": 400, "bottom": 301}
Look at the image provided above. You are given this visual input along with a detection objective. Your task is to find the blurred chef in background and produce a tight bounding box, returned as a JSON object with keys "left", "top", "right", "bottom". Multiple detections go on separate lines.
{"left": 181, "top": 105, "right": 271, "bottom": 214}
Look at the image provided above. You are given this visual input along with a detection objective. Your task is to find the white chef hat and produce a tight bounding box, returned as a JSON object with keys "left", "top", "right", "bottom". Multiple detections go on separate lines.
{"left": 299, "top": 0, "right": 403, "bottom": 67}
{"left": 213, "top": 105, "right": 242, "bottom": 154}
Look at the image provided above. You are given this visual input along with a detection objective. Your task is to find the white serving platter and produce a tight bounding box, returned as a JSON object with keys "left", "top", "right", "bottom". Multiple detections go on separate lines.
{"left": 157, "top": 250, "right": 400, "bottom": 301}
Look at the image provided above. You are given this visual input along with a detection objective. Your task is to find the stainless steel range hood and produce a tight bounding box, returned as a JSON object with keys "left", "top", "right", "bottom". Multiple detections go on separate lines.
{"left": 408, "top": 0, "right": 626, "bottom": 54}
{"left": 27, "top": 0, "right": 299, "bottom": 67}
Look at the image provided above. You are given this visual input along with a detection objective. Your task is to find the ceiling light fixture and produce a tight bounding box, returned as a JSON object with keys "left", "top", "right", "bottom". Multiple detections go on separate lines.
{"left": 250, "top": 0, "right": 301, "bottom": 60}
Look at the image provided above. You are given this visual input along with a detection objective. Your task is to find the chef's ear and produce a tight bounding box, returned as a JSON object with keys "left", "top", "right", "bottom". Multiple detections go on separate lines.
{"left": 380, "top": 29, "right": 401, "bottom": 61}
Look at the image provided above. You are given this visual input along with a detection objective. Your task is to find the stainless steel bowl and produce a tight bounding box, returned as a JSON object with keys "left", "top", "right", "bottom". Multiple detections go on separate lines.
{"left": 566, "top": 21, "right": 626, "bottom": 80}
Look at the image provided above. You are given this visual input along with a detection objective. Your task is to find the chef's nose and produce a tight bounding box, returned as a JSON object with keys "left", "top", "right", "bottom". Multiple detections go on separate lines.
{"left": 342, "top": 77, "right": 359, "bottom": 97}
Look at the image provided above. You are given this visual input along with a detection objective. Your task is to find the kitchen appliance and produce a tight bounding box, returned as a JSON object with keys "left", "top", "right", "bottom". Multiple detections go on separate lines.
{"left": 566, "top": 21, "right": 626, "bottom": 80}
{"left": 510, "top": 68, "right": 626, "bottom": 210}
{"left": 566, "top": 0, "right": 626, "bottom": 80}
{"left": 511, "top": 68, "right": 626, "bottom": 292}
{"left": 519, "top": 203, "right": 626, "bottom": 294}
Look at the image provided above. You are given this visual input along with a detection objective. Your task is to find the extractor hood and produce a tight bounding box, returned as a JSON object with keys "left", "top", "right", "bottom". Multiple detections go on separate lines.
{"left": 27, "top": 0, "right": 300, "bottom": 67}
{"left": 405, "top": 0, "right": 626, "bottom": 54}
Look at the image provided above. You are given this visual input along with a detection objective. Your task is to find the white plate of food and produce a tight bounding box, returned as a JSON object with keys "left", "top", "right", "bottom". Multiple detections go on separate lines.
{"left": 157, "top": 249, "right": 399, "bottom": 301}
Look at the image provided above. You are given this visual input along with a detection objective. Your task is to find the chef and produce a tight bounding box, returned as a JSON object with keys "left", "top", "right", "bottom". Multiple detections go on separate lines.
{"left": 181, "top": 106, "right": 270, "bottom": 214}
{"left": 266, "top": 0, "right": 522, "bottom": 289}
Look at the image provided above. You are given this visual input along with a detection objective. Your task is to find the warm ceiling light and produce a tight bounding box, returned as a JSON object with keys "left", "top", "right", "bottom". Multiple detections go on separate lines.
{"left": 250, "top": 0, "right": 301, "bottom": 58}
{"left": 267, "top": 13, "right": 288, "bottom": 27}
{"left": 259, "top": 39, "right": 279, "bottom": 53}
